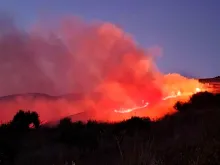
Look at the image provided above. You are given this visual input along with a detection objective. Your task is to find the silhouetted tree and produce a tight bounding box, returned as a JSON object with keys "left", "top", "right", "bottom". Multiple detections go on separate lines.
{"left": 0, "top": 110, "right": 39, "bottom": 164}
{"left": 11, "top": 110, "right": 40, "bottom": 131}
{"left": 27, "top": 111, "right": 40, "bottom": 128}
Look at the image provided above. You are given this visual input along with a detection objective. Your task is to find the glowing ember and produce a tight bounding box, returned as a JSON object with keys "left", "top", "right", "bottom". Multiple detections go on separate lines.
{"left": 195, "top": 87, "right": 201, "bottom": 92}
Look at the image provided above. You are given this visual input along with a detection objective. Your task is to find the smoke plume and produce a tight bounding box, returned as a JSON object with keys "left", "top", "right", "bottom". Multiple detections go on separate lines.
{"left": 0, "top": 15, "right": 204, "bottom": 123}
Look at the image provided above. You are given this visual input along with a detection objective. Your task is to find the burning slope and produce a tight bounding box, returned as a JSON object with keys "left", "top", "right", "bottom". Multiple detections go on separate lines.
{"left": 0, "top": 15, "right": 207, "bottom": 123}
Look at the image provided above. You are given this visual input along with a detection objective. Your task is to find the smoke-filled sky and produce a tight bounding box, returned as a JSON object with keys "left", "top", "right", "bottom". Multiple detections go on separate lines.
{"left": 0, "top": 0, "right": 219, "bottom": 78}
{"left": 0, "top": 0, "right": 217, "bottom": 122}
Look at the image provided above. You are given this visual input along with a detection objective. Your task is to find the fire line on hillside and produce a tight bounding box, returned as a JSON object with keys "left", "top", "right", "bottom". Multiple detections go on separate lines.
{"left": 113, "top": 87, "right": 203, "bottom": 114}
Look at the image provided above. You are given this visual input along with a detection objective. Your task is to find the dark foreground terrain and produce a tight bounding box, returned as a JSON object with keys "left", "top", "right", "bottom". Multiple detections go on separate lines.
{"left": 1, "top": 91, "right": 220, "bottom": 165}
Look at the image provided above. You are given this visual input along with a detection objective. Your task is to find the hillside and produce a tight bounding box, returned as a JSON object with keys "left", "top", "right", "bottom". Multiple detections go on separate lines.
{"left": 0, "top": 92, "right": 220, "bottom": 165}
{"left": 0, "top": 76, "right": 219, "bottom": 124}
{"left": 0, "top": 93, "right": 84, "bottom": 102}
{"left": 199, "top": 77, "right": 220, "bottom": 93}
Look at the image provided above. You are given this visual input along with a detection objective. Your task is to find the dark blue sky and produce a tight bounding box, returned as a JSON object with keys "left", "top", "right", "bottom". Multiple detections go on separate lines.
{"left": 0, "top": 0, "right": 219, "bottom": 78}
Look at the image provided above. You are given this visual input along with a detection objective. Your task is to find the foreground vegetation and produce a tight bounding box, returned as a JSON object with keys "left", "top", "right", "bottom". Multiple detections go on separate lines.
{"left": 0, "top": 92, "right": 220, "bottom": 165}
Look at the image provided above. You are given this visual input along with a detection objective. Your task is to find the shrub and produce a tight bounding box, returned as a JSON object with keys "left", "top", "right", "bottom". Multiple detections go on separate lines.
{"left": 11, "top": 110, "right": 40, "bottom": 131}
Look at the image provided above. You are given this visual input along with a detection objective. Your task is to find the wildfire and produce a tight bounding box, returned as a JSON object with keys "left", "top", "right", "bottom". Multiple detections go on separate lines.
{"left": 114, "top": 102, "right": 149, "bottom": 113}
{"left": 0, "top": 16, "right": 210, "bottom": 123}
{"left": 114, "top": 87, "right": 203, "bottom": 114}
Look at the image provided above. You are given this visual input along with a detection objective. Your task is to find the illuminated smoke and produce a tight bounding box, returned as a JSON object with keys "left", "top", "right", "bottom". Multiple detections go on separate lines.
{"left": 0, "top": 15, "right": 205, "bottom": 123}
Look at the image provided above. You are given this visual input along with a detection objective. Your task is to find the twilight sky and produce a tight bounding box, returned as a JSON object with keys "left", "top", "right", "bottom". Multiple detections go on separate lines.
{"left": 0, "top": 0, "right": 219, "bottom": 78}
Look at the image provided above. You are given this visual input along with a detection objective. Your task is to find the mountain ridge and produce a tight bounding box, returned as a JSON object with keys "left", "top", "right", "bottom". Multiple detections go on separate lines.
{"left": 0, "top": 76, "right": 219, "bottom": 100}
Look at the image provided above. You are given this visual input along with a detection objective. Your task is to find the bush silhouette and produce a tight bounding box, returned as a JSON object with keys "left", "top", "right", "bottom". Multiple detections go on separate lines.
{"left": 112, "top": 117, "right": 151, "bottom": 138}
{"left": 174, "top": 101, "right": 190, "bottom": 112}
{"left": 58, "top": 117, "right": 75, "bottom": 144}
{"left": 11, "top": 110, "right": 40, "bottom": 131}
{"left": 174, "top": 92, "right": 220, "bottom": 112}
{"left": 189, "top": 92, "right": 215, "bottom": 108}
{"left": 58, "top": 117, "right": 72, "bottom": 129}
{"left": 124, "top": 116, "right": 151, "bottom": 135}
